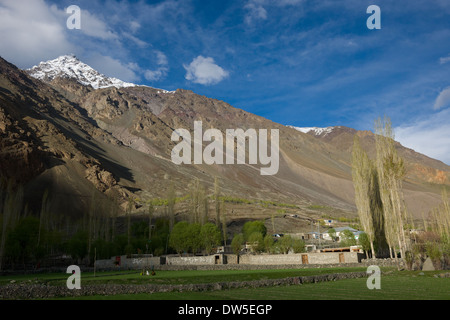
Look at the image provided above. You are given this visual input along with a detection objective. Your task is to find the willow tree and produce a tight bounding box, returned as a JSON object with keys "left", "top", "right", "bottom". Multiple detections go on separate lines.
{"left": 375, "top": 117, "right": 408, "bottom": 261}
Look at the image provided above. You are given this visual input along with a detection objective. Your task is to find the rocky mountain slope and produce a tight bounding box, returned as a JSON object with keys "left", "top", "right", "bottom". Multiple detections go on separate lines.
{"left": 1, "top": 55, "right": 449, "bottom": 226}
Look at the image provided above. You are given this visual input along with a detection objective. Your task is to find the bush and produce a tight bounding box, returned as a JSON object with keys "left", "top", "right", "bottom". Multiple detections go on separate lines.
{"left": 264, "top": 234, "right": 275, "bottom": 253}
{"left": 276, "top": 235, "right": 293, "bottom": 254}
{"left": 231, "top": 234, "right": 245, "bottom": 255}
{"left": 200, "top": 223, "right": 221, "bottom": 255}
{"left": 243, "top": 221, "right": 267, "bottom": 241}
{"left": 248, "top": 232, "right": 264, "bottom": 253}
{"left": 169, "top": 221, "right": 191, "bottom": 255}
{"left": 340, "top": 230, "right": 357, "bottom": 247}
{"left": 425, "top": 241, "right": 442, "bottom": 270}
{"left": 292, "top": 239, "right": 306, "bottom": 253}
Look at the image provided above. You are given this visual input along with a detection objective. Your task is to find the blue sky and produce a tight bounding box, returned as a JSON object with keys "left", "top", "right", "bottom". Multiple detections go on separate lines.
{"left": 1, "top": 0, "right": 450, "bottom": 164}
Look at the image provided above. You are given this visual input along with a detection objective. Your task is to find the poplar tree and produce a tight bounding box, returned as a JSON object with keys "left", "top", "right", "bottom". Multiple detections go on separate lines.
{"left": 352, "top": 136, "right": 377, "bottom": 258}
{"left": 214, "top": 177, "right": 221, "bottom": 228}
{"left": 221, "top": 200, "right": 227, "bottom": 245}
{"left": 375, "top": 117, "right": 408, "bottom": 262}
{"left": 167, "top": 184, "right": 175, "bottom": 231}
{"left": 148, "top": 201, "right": 154, "bottom": 240}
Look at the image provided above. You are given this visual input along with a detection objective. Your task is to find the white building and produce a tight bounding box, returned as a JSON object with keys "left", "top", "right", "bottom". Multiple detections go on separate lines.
{"left": 323, "top": 227, "right": 363, "bottom": 242}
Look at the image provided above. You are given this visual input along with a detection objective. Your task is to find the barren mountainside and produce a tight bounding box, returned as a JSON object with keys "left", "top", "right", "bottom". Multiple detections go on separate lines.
{"left": 0, "top": 55, "right": 449, "bottom": 226}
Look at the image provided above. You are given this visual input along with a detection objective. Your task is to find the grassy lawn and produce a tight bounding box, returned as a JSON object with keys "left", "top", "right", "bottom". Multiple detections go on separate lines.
{"left": 0, "top": 267, "right": 369, "bottom": 286}
{"left": 1, "top": 268, "right": 449, "bottom": 300}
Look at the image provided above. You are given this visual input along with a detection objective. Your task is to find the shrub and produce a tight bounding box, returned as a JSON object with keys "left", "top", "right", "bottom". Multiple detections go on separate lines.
{"left": 231, "top": 234, "right": 244, "bottom": 255}
{"left": 200, "top": 223, "right": 221, "bottom": 255}
{"left": 169, "top": 221, "right": 190, "bottom": 255}
{"left": 243, "top": 221, "right": 267, "bottom": 241}
{"left": 277, "top": 235, "right": 293, "bottom": 254}
{"left": 292, "top": 239, "right": 306, "bottom": 253}
{"left": 248, "top": 232, "right": 264, "bottom": 253}
{"left": 340, "top": 230, "right": 357, "bottom": 247}
{"left": 264, "top": 234, "right": 275, "bottom": 253}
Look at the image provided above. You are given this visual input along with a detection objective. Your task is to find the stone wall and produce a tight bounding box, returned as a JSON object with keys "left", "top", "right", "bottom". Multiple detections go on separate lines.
{"left": 239, "top": 252, "right": 362, "bottom": 265}
{"left": 166, "top": 255, "right": 216, "bottom": 266}
{"left": 95, "top": 255, "right": 163, "bottom": 270}
{"left": 95, "top": 252, "right": 364, "bottom": 270}
{"left": 0, "top": 271, "right": 371, "bottom": 300}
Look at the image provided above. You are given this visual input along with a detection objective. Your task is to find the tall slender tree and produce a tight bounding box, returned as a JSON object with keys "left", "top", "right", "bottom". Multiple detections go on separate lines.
{"left": 221, "top": 200, "right": 227, "bottom": 246}
{"left": 352, "top": 136, "right": 377, "bottom": 258}
{"left": 167, "top": 184, "right": 175, "bottom": 231}
{"left": 214, "top": 177, "right": 221, "bottom": 228}
{"left": 148, "top": 201, "right": 154, "bottom": 240}
{"left": 126, "top": 196, "right": 134, "bottom": 246}
{"left": 375, "top": 117, "right": 408, "bottom": 262}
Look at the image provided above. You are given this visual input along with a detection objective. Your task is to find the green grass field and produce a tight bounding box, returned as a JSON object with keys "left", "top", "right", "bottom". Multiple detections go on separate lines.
{"left": 1, "top": 267, "right": 449, "bottom": 300}
{"left": 0, "top": 267, "right": 369, "bottom": 286}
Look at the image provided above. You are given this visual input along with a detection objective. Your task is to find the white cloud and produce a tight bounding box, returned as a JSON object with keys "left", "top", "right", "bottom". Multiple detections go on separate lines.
{"left": 0, "top": 0, "right": 74, "bottom": 68}
{"left": 144, "top": 51, "right": 169, "bottom": 82}
{"left": 439, "top": 54, "right": 450, "bottom": 64}
{"left": 184, "top": 56, "right": 229, "bottom": 85}
{"left": 244, "top": 0, "right": 304, "bottom": 25}
{"left": 77, "top": 9, "right": 118, "bottom": 40}
{"left": 277, "top": 0, "right": 304, "bottom": 5}
{"left": 433, "top": 87, "right": 450, "bottom": 110}
{"left": 86, "top": 54, "right": 140, "bottom": 83}
{"left": 244, "top": 1, "right": 267, "bottom": 25}
{"left": 129, "top": 21, "right": 141, "bottom": 33}
{"left": 395, "top": 108, "right": 450, "bottom": 165}
{"left": 0, "top": 0, "right": 158, "bottom": 85}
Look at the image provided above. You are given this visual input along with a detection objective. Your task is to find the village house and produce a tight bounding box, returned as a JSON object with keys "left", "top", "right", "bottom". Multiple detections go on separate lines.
{"left": 322, "top": 226, "right": 363, "bottom": 242}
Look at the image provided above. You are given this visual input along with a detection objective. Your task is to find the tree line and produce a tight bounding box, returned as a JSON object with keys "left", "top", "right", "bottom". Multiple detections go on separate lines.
{"left": 352, "top": 117, "right": 449, "bottom": 270}
{"left": 0, "top": 179, "right": 176, "bottom": 270}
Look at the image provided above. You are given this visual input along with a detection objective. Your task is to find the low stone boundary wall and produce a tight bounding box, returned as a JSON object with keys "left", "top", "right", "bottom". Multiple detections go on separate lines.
{"left": 95, "top": 252, "right": 366, "bottom": 271}
{"left": 166, "top": 255, "right": 216, "bottom": 265}
{"left": 0, "top": 271, "right": 370, "bottom": 300}
{"left": 239, "top": 252, "right": 361, "bottom": 265}
{"left": 95, "top": 255, "right": 163, "bottom": 270}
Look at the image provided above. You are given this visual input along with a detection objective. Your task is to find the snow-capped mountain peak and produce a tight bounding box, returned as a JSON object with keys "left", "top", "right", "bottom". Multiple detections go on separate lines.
{"left": 287, "top": 126, "right": 336, "bottom": 137}
{"left": 26, "top": 55, "right": 137, "bottom": 90}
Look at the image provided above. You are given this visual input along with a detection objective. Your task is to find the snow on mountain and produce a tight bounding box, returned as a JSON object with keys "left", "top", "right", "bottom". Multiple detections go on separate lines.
{"left": 287, "top": 126, "right": 336, "bottom": 136}
{"left": 26, "top": 55, "right": 137, "bottom": 90}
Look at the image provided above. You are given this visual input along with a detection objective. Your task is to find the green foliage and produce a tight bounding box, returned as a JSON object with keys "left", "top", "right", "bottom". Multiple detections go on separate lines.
{"left": 276, "top": 235, "right": 293, "bottom": 254}
{"left": 248, "top": 232, "right": 264, "bottom": 253}
{"left": 169, "top": 222, "right": 221, "bottom": 255}
{"left": 358, "top": 232, "right": 371, "bottom": 253}
{"left": 264, "top": 234, "right": 275, "bottom": 253}
{"left": 340, "top": 230, "right": 357, "bottom": 247}
{"left": 219, "top": 196, "right": 252, "bottom": 204}
{"left": 187, "top": 223, "right": 202, "bottom": 254}
{"left": 67, "top": 230, "right": 88, "bottom": 261}
{"left": 200, "top": 223, "right": 221, "bottom": 255}
{"left": 169, "top": 221, "right": 191, "bottom": 254}
{"left": 328, "top": 228, "right": 336, "bottom": 241}
{"left": 231, "top": 234, "right": 244, "bottom": 255}
{"left": 91, "top": 238, "right": 114, "bottom": 260}
{"left": 292, "top": 239, "right": 306, "bottom": 253}
{"left": 217, "top": 197, "right": 298, "bottom": 209}
{"left": 425, "top": 242, "right": 441, "bottom": 261}
{"left": 5, "top": 217, "right": 40, "bottom": 264}
{"left": 242, "top": 221, "right": 267, "bottom": 241}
